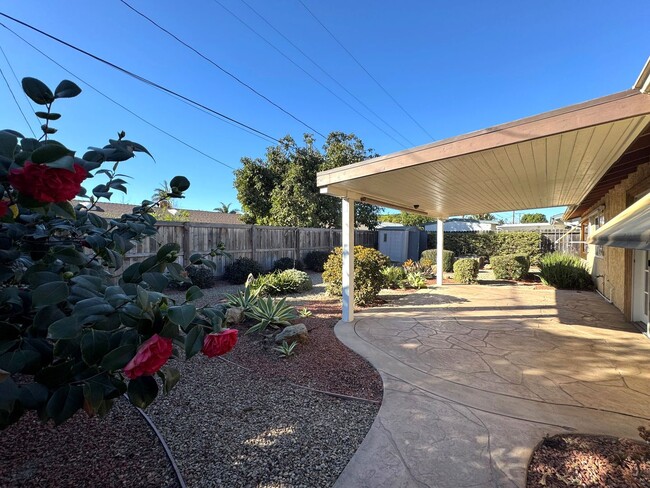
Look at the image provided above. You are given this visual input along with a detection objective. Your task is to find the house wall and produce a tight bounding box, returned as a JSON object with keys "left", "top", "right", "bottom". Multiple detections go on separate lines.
{"left": 582, "top": 161, "right": 650, "bottom": 317}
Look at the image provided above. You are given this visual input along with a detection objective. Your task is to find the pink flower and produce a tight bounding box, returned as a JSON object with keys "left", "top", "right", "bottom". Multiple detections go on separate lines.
{"left": 201, "top": 329, "right": 238, "bottom": 358}
{"left": 123, "top": 334, "right": 172, "bottom": 379}
{"left": 9, "top": 161, "right": 87, "bottom": 203}
{"left": 0, "top": 201, "right": 9, "bottom": 218}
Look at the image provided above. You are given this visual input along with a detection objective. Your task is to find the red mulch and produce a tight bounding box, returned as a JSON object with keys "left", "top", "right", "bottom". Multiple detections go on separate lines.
{"left": 527, "top": 434, "right": 650, "bottom": 487}
{"left": 227, "top": 300, "right": 383, "bottom": 402}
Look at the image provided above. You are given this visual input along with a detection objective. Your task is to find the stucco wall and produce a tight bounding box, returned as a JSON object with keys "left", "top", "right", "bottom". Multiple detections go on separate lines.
{"left": 583, "top": 161, "right": 650, "bottom": 315}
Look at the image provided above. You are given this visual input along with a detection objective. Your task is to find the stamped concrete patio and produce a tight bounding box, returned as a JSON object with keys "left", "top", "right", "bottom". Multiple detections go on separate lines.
{"left": 334, "top": 284, "right": 650, "bottom": 487}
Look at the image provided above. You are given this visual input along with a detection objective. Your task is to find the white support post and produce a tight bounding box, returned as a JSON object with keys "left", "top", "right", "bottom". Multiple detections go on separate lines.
{"left": 436, "top": 218, "right": 444, "bottom": 286}
{"left": 342, "top": 198, "right": 355, "bottom": 322}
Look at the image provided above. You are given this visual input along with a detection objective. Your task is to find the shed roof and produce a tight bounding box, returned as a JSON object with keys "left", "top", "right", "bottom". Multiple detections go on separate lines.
{"left": 318, "top": 61, "right": 650, "bottom": 219}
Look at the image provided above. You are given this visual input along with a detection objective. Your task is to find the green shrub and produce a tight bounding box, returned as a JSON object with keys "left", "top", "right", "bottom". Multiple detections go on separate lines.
{"left": 420, "top": 249, "right": 454, "bottom": 272}
{"left": 381, "top": 266, "right": 406, "bottom": 289}
{"left": 427, "top": 232, "right": 545, "bottom": 265}
{"left": 304, "top": 250, "right": 330, "bottom": 272}
{"left": 224, "top": 257, "right": 263, "bottom": 284}
{"left": 453, "top": 258, "right": 479, "bottom": 284}
{"left": 250, "top": 269, "right": 312, "bottom": 296}
{"left": 273, "top": 257, "right": 304, "bottom": 271}
{"left": 539, "top": 253, "right": 594, "bottom": 290}
{"left": 491, "top": 254, "right": 530, "bottom": 280}
{"left": 322, "top": 246, "right": 390, "bottom": 305}
{"left": 187, "top": 264, "right": 215, "bottom": 289}
{"left": 405, "top": 271, "right": 427, "bottom": 289}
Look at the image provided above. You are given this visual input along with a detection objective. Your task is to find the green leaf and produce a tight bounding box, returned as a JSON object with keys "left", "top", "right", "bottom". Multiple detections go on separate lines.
{"left": 18, "top": 382, "right": 48, "bottom": 409}
{"left": 47, "top": 316, "right": 80, "bottom": 340}
{"left": 100, "top": 344, "right": 136, "bottom": 371}
{"left": 168, "top": 304, "right": 196, "bottom": 328}
{"left": 185, "top": 286, "right": 203, "bottom": 302}
{"left": 184, "top": 325, "right": 204, "bottom": 359}
{"left": 157, "top": 367, "right": 180, "bottom": 394}
{"left": 50, "top": 201, "right": 76, "bottom": 220}
{"left": 142, "top": 272, "right": 169, "bottom": 293}
{"left": 127, "top": 376, "right": 158, "bottom": 408}
{"left": 30, "top": 143, "right": 70, "bottom": 164}
{"left": 0, "top": 131, "right": 18, "bottom": 160}
{"left": 34, "top": 111, "right": 61, "bottom": 120}
{"left": 0, "top": 349, "right": 40, "bottom": 374}
{"left": 22, "top": 77, "right": 54, "bottom": 105}
{"left": 0, "top": 368, "right": 8, "bottom": 383}
{"left": 80, "top": 329, "right": 111, "bottom": 365}
{"left": 54, "top": 79, "right": 82, "bottom": 99}
{"left": 44, "top": 155, "right": 75, "bottom": 171}
{"left": 46, "top": 385, "right": 83, "bottom": 425}
{"left": 73, "top": 297, "right": 115, "bottom": 322}
{"left": 52, "top": 247, "right": 87, "bottom": 265}
{"left": 32, "top": 281, "right": 69, "bottom": 308}
{"left": 156, "top": 242, "right": 180, "bottom": 260}
{"left": 82, "top": 380, "right": 104, "bottom": 412}
{"left": 170, "top": 176, "right": 190, "bottom": 192}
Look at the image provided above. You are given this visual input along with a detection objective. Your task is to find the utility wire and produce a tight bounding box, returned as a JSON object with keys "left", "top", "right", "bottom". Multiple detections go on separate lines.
{"left": 0, "top": 11, "right": 280, "bottom": 144}
{"left": 0, "top": 62, "right": 36, "bottom": 137}
{"left": 298, "top": 0, "right": 435, "bottom": 141}
{"left": 238, "top": 0, "right": 415, "bottom": 147}
{"left": 210, "top": 0, "right": 409, "bottom": 149}
{"left": 119, "top": 0, "right": 326, "bottom": 139}
{"left": 0, "top": 43, "right": 39, "bottom": 133}
{"left": 0, "top": 22, "right": 237, "bottom": 170}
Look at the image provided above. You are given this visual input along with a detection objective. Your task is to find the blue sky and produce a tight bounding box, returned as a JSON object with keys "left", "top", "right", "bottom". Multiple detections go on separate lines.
{"left": 0, "top": 0, "right": 648, "bottom": 222}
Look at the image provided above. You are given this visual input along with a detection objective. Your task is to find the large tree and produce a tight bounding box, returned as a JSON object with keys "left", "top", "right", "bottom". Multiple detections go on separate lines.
{"left": 234, "top": 132, "right": 380, "bottom": 229}
{"left": 520, "top": 213, "right": 548, "bottom": 223}
{"left": 377, "top": 212, "right": 433, "bottom": 229}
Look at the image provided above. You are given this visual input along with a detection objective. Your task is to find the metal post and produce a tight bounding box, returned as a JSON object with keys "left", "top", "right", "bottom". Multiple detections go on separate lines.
{"left": 342, "top": 198, "right": 355, "bottom": 322}
{"left": 436, "top": 218, "right": 444, "bottom": 286}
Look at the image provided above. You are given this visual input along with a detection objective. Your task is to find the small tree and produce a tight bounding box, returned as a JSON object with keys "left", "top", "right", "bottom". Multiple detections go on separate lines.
{"left": 520, "top": 213, "right": 548, "bottom": 223}
{"left": 0, "top": 77, "right": 235, "bottom": 429}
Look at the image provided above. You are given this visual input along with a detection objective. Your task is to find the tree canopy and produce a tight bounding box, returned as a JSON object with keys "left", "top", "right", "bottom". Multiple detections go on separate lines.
{"left": 520, "top": 213, "right": 548, "bottom": 223}
{"left": 377, "top": 212, "right": 433, "bottom": 229}
{"left": 234, "top": 132, "right": 380, "bottom": 229}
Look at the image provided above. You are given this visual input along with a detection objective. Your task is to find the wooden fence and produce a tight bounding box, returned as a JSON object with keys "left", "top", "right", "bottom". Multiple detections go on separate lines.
{"left": 123, "top": 222, "right": 378, "bottom": 276}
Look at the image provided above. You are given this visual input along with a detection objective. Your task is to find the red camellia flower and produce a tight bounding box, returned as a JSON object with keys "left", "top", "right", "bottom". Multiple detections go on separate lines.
{"left": 201, "top": 329, "right": 238, "bottom": 358}
{"left": 123, "top": 334, "right": 173, "bottom": 380}
{"left": 8, "top": 161, "right": 87, "bottom": 203}
{"left": 0, "top": 201, "right": 9, "bottom": 218}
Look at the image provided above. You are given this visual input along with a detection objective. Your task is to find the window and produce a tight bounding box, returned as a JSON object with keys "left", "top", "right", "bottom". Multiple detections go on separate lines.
{"left": 590, "top": 211, "right": 605, "bottom": 258}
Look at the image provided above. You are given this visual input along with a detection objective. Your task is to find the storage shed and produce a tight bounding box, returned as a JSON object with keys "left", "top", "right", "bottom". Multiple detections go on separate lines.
{"left": 377, "top": 226, "right": 426, "bottom": 263}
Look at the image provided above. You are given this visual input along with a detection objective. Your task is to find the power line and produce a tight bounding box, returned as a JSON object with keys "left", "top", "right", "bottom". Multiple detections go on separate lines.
{"left": 0, "top": 22, "right": 237, "bottom": 171}
{"left": 0, "top": 43, "right": 39, "bottom": 132}
{"left": 0, "top": 61, "right": 36, "bottom": 137}
{"left": 210, "top": 0, "right": 409, "bottom": 149}
{"left": 0, "top": 11, "right": 280, "bottom": 144}
{"left": 238, "top": 0, "right": 415, "bottom": 147}
{"left": 297, "top": 0, "right": 435, "bottom": 141}
{"left": 119, "top": 0, "right": 326, "bottom": 139}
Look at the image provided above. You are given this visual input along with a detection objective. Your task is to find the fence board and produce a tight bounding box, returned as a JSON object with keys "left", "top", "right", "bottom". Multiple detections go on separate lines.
{"left": 121, "top": 223, "right": 377, "bottom": 276}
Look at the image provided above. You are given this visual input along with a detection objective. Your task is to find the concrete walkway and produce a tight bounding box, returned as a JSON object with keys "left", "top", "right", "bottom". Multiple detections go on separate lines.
{"left": 334, "top": 284, "right": 650, "bottom": 487}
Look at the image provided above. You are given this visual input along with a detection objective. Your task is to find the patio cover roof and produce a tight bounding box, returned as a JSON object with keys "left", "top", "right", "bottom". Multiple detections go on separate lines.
{"left": 318, "top": 79, "right": 650, "bottom": 219}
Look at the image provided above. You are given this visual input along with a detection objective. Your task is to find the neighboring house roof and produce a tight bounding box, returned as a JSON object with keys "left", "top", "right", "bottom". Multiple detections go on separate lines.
{"left": 497, "top": 222, "right": 568, "bottom": 232}
{"left": 73, "top": 201, "right": 244, "bottom": 225}
{"left": 424, "top": 219, "right": 497, "bottom": 232}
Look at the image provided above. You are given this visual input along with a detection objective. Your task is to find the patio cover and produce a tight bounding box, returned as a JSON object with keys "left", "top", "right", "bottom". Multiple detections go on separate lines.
{"left": 317, "top": 90, "right": 650, "bottom": 218}
{"left": 589, "top": 192, "right": 650, "bottom": 249}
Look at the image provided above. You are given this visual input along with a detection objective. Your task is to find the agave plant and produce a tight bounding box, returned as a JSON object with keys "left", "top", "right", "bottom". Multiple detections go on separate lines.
{"left": 223, "top": 285, "right": 259, "bottom": 313}
{"left": 246, "top": 297, "right": 297, "bottom": 334}
{"left": 406, "top": 271, "right": 428, "bottom": 289}
{"left": 273, "top": 340, "right": 298, "bottom": 358}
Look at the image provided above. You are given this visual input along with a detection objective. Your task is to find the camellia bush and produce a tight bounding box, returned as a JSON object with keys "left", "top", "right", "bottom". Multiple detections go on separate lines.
{"left": 0, "top": 77, "right": 237, "bottom": 429}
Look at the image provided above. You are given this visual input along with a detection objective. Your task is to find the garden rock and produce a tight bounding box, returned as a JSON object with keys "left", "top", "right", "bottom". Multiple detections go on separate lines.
{"left": 275, "top": 324, "right": 308, "bottom": 344}
{"left": 225, "top": 307, "right": 245, "bottom": 325}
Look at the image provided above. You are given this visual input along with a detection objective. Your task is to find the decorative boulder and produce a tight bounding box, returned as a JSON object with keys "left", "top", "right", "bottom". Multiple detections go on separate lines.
{"left": 225, "top": 306, "right": 245, "bottom": 325}
{"left": 275, "top": 324, "right": 309, "bottom": 344}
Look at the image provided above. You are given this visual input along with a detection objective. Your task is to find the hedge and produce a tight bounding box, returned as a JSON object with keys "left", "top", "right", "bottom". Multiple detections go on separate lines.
{"left": 322, "top": 246, "right": 390, "bottom": 305}
{"left": 453, "top": 258, "right": 479, "bottom": 284}
{"left": 491, "top": 254, "right": 530, "bottom": 280}
{"left": 539, "top": 252, "right": 594, "bottom": 290}
{"left": 427, "top": 232, "right": 546, "bottom": 265}
{"left": 420, "top": 249, "right": 454, "bottom": 272}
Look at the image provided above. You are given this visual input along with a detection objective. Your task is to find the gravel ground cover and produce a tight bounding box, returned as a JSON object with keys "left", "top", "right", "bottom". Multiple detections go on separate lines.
{"left": 0, "top": 398, "right": 179, "bottom": 488}
{"left": 148, "top": 356, "right": 379, "bottom": 488}
{"left": 527, "top": 433, "right": 650, "bottom": 487}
